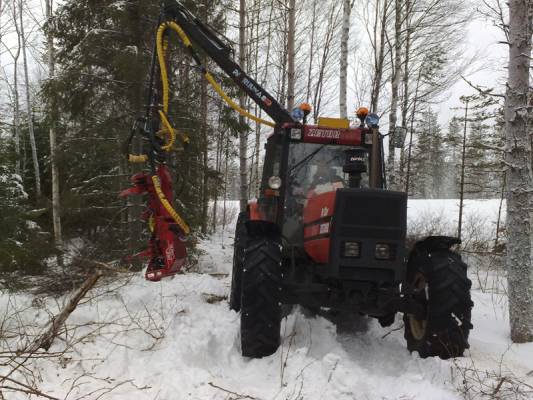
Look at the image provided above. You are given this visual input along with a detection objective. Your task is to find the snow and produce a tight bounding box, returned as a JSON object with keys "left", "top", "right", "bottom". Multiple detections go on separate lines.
{"left": 1, "top": 199, "right": 532, "bottom": 400}
{"left": 408, "top": 199, "right": 505, "bottom": 242}
{"left": 0, "top": 170, "right": 29, "bottom": 200}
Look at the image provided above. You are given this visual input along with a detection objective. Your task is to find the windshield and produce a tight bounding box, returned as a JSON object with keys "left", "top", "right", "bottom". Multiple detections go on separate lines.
{"left": 283, "top": 143, "right": 370, "bottom": 247}
{"left": 288, "top": 143, "right": 348, "bottom": 195}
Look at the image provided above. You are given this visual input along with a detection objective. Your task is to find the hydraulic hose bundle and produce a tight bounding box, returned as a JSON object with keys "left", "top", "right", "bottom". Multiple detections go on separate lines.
{"left": 155, "top": 20, "right": 275, "bottom": 128}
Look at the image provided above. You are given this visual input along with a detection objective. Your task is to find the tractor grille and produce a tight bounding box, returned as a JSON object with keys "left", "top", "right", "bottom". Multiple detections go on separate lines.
{"left": 337, "top": 191, "right": 406, "bottom": 240}
{"left": 328, "top": 189, "right": 408, "bottom": 283}
{"left": 335, "top": 189, "right": 406, "bottom": 240}
{"left": 342, "top": 195, "right": 404, "bottom": 228}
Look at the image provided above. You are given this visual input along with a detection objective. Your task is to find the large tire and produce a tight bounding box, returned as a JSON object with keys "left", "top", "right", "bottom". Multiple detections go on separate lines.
{"left": 229, "top": 212, "right": 248, "bottom": 312}
{"left": 240, "top": 237, "right": 282, "bottom": 358}
{"left": 404, "top": 238, "right": 473, "bottom": 359}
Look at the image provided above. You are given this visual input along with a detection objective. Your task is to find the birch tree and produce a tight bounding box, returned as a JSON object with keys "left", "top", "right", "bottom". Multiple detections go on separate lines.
{"left": 311, "top": 2, "right": 342, "bottom": 120}
{"left": 44, "top": 0, "right": 63, "bottom": 260}
{"left": 368, "top": 0, "right": 393, "bottom": 112}
{"left": 386, "top": 0, "right": 403, "bottom": 188}
{"left": 2, "top": 1, "right": 22, "bottom": 177}
{"left": 339, "top": 0, "right": 353, "bottom": 118}
{"left": 200, "top": 0, "right": 209, "bottom": 234}
{"left": 18, "top": 0, "right": 40, "bottom": 197}
{"left": 505, "top": 0, "right": 533, "bottom": 343}
{"left": 238, "top": 0, "right": 248, "bottom": 212}
{"left": 287, "top": 0, "right": 295, "bottom": 111}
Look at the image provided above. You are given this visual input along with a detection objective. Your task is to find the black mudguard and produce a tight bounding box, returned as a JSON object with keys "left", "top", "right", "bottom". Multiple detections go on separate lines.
{"left": 412, "top": 236, "right": 461, "bottom": 253}
{"left": 406, "top": 235, "right": 463, "bottom": 284}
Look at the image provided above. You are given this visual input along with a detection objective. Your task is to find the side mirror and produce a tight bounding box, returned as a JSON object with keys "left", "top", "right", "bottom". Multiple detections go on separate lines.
{"left": 392, "top": 127, "right": 407, "bottom": 148}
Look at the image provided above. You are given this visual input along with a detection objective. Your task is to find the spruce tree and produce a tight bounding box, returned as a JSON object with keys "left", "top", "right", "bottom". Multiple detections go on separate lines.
{"left": 442, "top": 116, "right": 462, "bottom": 198}
{"left": 41, "top": 0, "right": 237, "bottom": 260}
{"left": 410, "top": 109, "right": 444, "bottom": 198}
{"left": 0, "top": 141, "right": 52, "bottom": 273}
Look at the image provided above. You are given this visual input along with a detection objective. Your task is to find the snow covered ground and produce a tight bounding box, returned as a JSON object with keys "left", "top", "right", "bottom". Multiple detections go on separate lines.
{"left": 2, "top": 199, "right": 532, "bottom": 400}
{"left": 407, "top": 199, "right": 505, "bottom": 244}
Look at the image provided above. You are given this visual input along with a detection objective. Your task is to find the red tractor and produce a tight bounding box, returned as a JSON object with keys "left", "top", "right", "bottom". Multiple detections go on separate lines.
{"left": 229, "top": 112, "right": 473, "bottom": 359}
{"left": 133, "top": 1, "right": 473, "bottom": 359}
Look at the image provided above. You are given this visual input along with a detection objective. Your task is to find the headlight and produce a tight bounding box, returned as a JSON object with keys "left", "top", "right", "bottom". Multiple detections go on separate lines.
{"left": 366, "top": 113, "right": 380, "bottom": 128}
{"left": 344, "top": 242, "right": 361, "bottom": 258}
{"left": 375, "top": 243, "right": 393, "bottom": 260}
{"left": 290, "top": 128, "right": 302, "bottom": 140}
{"left": 268, "top": 176, "right": 282, "bottom": 190}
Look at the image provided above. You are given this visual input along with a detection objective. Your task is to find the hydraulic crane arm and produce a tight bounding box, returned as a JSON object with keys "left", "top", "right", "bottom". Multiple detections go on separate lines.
{"left": 162, "top": 0, "right": 294, "bottom": 125}
{"left": 121, "top": 1, "right": 295, "bottom": 282}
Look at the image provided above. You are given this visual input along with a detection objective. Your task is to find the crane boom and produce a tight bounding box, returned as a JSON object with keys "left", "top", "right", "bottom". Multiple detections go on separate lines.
{"left": 122, "top": 1, "right": 296, "bottom": 282}
{"left": 162, "top": 0, "right": 294, "bottom": 125}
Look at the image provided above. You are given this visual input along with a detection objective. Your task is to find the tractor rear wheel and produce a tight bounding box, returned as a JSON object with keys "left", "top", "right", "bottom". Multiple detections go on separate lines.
{"left": 240, "top": 237, "right": 282, "bottom": 358}
{"left": 404, "top": 240, "right": 473, "bottom": 359}
{"left": 229, "top": 212, "right": 248, "bottom": 312}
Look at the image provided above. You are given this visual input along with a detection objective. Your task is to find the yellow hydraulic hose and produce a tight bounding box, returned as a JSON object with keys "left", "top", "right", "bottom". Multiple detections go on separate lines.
{"left": 156, "top": 21, "right": 275, "bottom": 128}
{"left": 204, "top": 72, "right": 275, "bottom": 127}
{"left": 151, "top": 175, "right": 190, "bottom": 235}
{"left": 128, "top": 154, "right": 149, "bottom": 163}
{"left": 158, "top": 110, "right": 189, "bottom": 150}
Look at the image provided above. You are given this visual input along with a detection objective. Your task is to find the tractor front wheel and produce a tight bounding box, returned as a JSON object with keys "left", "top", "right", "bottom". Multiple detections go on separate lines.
{"left": 240, "top": 237, "right": 282, "bottom": 358}
{"left": 229, "top": 212, "right": 248, "bottom": 312}
{"left": 404, "top": 240, "right": 473, "bottom": 359}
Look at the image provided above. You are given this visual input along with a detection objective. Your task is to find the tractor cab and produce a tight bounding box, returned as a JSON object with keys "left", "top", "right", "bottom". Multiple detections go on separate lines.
{"left": 254, "top": 111, "right": 393, "bottom": 262}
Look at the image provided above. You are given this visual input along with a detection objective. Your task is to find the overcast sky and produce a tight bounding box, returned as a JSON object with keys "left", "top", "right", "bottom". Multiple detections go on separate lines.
{"left": 437, "top": 18, "right": 507, "bottom": 125}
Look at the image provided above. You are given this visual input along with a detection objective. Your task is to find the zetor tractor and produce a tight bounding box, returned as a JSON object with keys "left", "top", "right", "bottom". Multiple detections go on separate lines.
{"left": 156, "top": 0, "right": 473, "bottom": 360}
{"left": 229, "top": 112, "right": 474, "bottom": 359}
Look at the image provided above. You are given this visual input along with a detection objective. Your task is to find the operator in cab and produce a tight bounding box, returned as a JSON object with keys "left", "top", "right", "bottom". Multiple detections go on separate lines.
{"left": 307, "top": 158, "right": 345, "bottom": 197}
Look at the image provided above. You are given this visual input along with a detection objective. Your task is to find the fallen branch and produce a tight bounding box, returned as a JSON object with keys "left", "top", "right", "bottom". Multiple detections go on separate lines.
{"left": 202, "top": 293, "right": 227, "bottom": 304}
{"left": 26, "top": 272, "right": 102, "bottom": 352}
{"left": 208, "top": 382, "right": 256, "bottom": 399}
{"left": 381, "top": 324, "right": 404, "bottom": 339}
{"left": 0, "top": 375, "right": 59, "bottom": 400}
{"left": 492, "top": 377, "right": 506, "bottom": 396}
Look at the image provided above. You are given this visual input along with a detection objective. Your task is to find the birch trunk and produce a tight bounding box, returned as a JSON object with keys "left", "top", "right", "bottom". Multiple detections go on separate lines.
{"left": 339, "top": 0, "right": 351, "bottom": 119}
{"left": 253, "top": 1, "right": 273, "bottom": 196}
{"left": 11, "top": 5, "right": 22, "bottom": 178}
{"left": 505, "top": 0, "right": 533, "bottom": 343}
{"left": 312, "top": 3, "right": 341, "bottom": 120}
{"left": 200, "top": 1, "right": 209, "bottom": 234}
{"left": 222, "top": 132, "right": 230, "bottom": 231}
{"left": 306, "top": 0, "right": 317, "bottom": 104}
{"left": 399, "top": 0, "right": 411, "bottom": 187}
{"left": 458, "top": 99, "right": 468, "bottom": 241}
{"left": 238, "top": 0, "right": 248, "bottom": 212}
{"left": 287, "top": 0, "right": 295, "bottom": 111}
{"left": 387, "top": 0, "right": 402, "bottom": 188}
{"left": 19, "top": 0, "right": 41, "bottom": 197}
{"left": 200, "top": 73, "right": 208, "bottom": 233}
{"left": 278, "top": 12, "right": 288, "bottom": 109}
{"left": 370, "top": 0, "right": 390, "bottom": 112}
{"left": 46, "top": 0, "right": 63, "bottom": 261}
{"left": 404, "top": 68, "right": 421, "bottom": 194}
